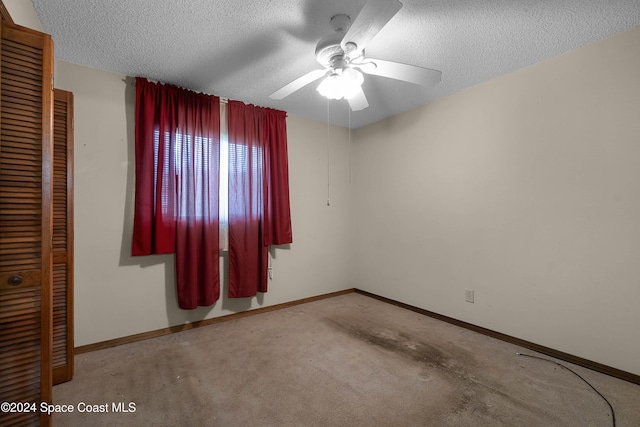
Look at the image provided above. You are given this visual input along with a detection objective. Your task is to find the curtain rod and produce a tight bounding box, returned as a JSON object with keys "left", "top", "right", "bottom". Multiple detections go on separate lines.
{"left": 121, "top": 79, "right": 288, "bottom": 115}
{"left": 123, "top": 78, "right": 228, "bottom": 103}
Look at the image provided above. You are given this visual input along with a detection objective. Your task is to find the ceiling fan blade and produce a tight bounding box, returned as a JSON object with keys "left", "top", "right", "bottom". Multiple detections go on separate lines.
{"left": 358, "top": 58, "right": 442, "bottom": 87}
{"left": 341, "top": 0, "right": 402, "bottom": 54}
{"left": 347, "top": 86, "right": 369, "bottom": 111}
{"left": 270, "top": 69, "right": 328, "bottom": 99}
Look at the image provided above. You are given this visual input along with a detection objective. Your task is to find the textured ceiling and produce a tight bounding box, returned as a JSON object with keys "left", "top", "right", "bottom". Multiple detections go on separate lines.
{"left": 32, "top": 0, "right": 640, "bottom": 129}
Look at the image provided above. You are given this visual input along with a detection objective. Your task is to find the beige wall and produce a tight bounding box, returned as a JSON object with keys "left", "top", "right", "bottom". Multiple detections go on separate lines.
{"left": 3, "top": 0, "right": 42, "bottom": 31}
{"left": 351, "top": 25, "right": 640, "bottom": 375}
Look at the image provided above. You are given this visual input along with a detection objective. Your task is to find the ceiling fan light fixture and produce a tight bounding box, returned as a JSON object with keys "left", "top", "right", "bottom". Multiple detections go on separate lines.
{"left": 342, "top": 68, "right": 364, "bottom": 99}
{"left": 317, "top": 73, "right": 344, "bottom": 100}
{"left": 316, "top": 68, "right": 364, "bottom": 100}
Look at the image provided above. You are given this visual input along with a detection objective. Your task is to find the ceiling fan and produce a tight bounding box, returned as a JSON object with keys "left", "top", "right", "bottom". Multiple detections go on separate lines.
{"left": 269, "top": 0, "right": 442, "bottom": 111}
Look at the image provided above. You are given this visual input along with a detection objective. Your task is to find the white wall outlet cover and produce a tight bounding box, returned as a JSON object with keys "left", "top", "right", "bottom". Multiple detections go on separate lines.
{"left": 465, "top": 289, "right": 474, "bottom": 303}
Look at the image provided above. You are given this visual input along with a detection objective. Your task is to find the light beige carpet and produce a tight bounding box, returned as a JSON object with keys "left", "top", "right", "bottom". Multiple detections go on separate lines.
{"left": 52, "top": 292, "right": 640, "bottom": 426}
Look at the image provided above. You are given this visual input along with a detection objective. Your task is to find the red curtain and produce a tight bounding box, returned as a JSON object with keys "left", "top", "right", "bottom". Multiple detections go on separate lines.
{"left": 263, "top": 109, "right": 293, "bottom": 246}
{"left": 227, "top": 101, "right": 292, "bottom": 298}
{"left": 132, "top": 77, "right": 220, "bottom": 309}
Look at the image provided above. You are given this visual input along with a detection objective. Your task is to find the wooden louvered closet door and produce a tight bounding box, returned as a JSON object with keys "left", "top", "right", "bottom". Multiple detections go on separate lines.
{"left": 52, "top": 89, "right": 73, "bottom": 385}
{"left": 0, "top": 20, "right": 54, "bottom": 427}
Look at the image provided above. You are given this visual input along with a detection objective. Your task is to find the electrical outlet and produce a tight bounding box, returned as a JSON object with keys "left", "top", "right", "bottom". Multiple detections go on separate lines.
{"left": 465, "top": 289, "right": 474, "bottom": 303}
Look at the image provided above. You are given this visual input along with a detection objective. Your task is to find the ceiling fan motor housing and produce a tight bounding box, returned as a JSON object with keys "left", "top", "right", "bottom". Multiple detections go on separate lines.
{"left": 315, "top": 14, "right": 354, "bottom": 68}
{"left": 315, "top": 31, "right": 345, "bottom": 68}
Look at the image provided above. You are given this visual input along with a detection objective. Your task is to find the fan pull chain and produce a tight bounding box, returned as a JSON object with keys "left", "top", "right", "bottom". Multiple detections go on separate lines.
{"left": 326, "top": 99, "right": 331, "bottom": 206}
{"left": 348, "top": 106, "right": 352, "bottom": 184}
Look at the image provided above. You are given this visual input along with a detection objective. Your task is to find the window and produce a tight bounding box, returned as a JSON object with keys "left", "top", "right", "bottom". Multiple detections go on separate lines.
{"left": 153, "top": 130, "right": 214, "bottom": 221}
{"left": 220, "top": 102, "right": 229, "bottom": 248}
{"left": 151, "top": 102, "right": 262, "bottom": 250}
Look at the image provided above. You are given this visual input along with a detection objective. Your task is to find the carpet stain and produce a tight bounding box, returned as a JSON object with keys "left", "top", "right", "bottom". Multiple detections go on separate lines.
{"left": 324, "top": 316, "right": 475, "bottom": 377}
{"left": 324, "top": 316, "right": 554, "bottom": 424}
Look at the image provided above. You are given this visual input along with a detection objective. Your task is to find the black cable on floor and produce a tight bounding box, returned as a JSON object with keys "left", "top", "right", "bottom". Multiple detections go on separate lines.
{"left": 515, "top": 352, "right": 616, "bottom": 427}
